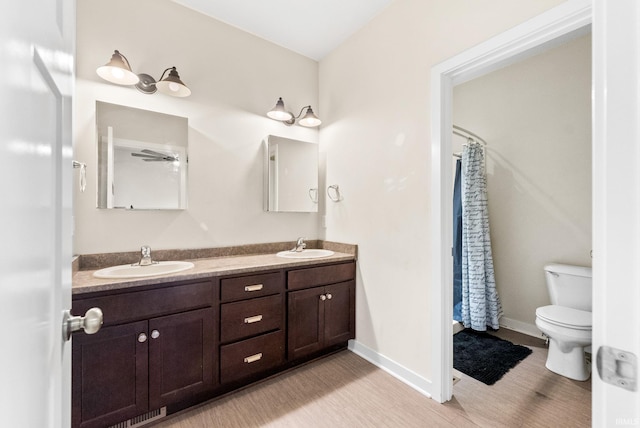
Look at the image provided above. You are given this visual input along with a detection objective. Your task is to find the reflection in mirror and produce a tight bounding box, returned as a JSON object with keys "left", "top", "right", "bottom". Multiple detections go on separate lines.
{"left": 96, "top": 102, "right": 188, "bottom": 210}
{"left": 264, "top": 135, "right": 319, "bottom": 213}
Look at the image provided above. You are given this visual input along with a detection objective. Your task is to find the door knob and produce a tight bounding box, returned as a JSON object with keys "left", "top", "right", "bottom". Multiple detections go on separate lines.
{"left": 138, "top": 333, "right": 148, "bottom": 343}
{"left": 151, "top": 329, "right": 160, "bottom": 339}
{"left": 63, "top": 307, "right": 103, "bottom": 341}
{"left": 326, "top": 293, "right": 333, "bottom": 300}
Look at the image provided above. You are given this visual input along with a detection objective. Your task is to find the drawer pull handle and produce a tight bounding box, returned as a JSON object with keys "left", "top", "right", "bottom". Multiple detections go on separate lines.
{"left": 244, "top": 284, "right": 264, "bottom": 292}
{"left": 244, "top": 315, "right": 263, "bottom": 324}
{"left": 244, "top": 353, "right": 263, "bottom": 364}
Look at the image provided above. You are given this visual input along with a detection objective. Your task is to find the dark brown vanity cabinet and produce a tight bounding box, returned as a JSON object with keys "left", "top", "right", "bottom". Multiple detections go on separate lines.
{"left": 71, "top": 258, "right": 356, "bottom": 428}
{"left": 71, "top": 280, "right": 217, "bottom": 428}
{"left": 219, "top": 271, "right": 286, "bottom": 385}
{"left": 287, "top": 262, "right": 356, "bottom": 360}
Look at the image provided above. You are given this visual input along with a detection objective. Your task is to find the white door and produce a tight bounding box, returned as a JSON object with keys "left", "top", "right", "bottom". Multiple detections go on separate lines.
{"left": 0, "top": 0, "right": 75, "bottom": 427}
{"left": 592, "top": 0, "right": 640, "bottom": 424}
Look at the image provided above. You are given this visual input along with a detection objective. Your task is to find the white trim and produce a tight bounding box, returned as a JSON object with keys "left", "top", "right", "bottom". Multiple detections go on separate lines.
{"left": 348, "top": 340, "right": 433, "bottom": 398}
{"left": 452, "top": 320, "right": 464, "bottom": 335}
{"left": 429, "top": 0, "right": 592, "bottom": 403}
{"left": 499, "top": 317, "right": 544, "bottom": 340}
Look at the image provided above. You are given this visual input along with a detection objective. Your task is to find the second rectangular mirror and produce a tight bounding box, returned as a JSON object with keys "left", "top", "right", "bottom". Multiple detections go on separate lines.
{"left": 264, "top": 135, "right": 318, "bottom": 213}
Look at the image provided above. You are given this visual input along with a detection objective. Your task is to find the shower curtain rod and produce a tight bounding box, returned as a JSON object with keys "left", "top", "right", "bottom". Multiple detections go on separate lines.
{"left": 453, "top": 125, "right": 487, "bottom": 158}
{"left": 453, "top": 124, "right": 487, "bottom": 145}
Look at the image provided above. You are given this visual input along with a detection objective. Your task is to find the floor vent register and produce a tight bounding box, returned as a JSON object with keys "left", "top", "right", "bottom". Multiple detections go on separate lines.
{"left": 108, "top": 407, "right": 167, "bottom": 428}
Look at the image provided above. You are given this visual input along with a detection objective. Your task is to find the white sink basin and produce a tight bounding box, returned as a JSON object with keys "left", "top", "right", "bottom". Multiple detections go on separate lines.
{"left": 276, "top": 249, "right": 334, "bottom": 259}
{"left": 93, "top": 261, "right": 195, "bottom": 279}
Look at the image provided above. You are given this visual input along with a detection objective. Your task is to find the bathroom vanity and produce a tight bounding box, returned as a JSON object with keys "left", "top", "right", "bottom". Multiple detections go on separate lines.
{"left": 71, "top": 246, "right": 355, "bottom": 428}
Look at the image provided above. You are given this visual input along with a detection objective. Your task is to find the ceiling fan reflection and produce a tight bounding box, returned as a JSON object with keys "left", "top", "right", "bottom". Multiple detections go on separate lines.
{"left": 131, "top": 149, "right": 179, "bottom": 162}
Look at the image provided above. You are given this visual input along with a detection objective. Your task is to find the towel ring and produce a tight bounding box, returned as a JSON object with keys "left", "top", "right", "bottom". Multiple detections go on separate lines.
{"left": 308, "top": 188, "right": 318, "bottom": 204}
{"left": 327, "top": 184, "right": 341, "bottom": 202}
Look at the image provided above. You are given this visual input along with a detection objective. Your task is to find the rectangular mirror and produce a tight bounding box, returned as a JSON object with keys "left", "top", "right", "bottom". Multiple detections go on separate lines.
{"left": 96, "top": 101, "right": 188, "bottom": 210}
{"left": 263, "top": 135, "right": 318, "bottom": 213}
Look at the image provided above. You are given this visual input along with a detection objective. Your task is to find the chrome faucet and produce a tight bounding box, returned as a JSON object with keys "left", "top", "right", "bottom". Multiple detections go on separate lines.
{"left": 139, "top": 245, "right": 153, "bottom": 266}
{"left": 291, "top": 237, "right": 307, "bottom": 252}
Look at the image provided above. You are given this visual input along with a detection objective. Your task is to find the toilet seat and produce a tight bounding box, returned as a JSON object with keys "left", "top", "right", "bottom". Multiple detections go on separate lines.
{"left": 536, "top": 305, "right": 591, "bottom": 330}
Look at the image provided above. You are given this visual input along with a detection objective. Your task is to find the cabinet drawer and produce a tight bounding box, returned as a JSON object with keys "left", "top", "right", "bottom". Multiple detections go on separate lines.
{"left": 72, "top": 280, "right": 215, "bottom": 327}
{"left": 220, "top": 330, "right": 284, "bottom": 384}
{"left": 220, "top": 294, "right": 283, "bottom": 343}
{"left": 220, "top": 271, "right": 284, "bottom": 302}
{"left": 287, "top": 262, "right": 355, "bottom": 290}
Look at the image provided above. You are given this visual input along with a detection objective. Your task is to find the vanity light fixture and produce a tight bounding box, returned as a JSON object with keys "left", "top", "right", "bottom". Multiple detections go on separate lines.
{"left": 96, "top": 50, "right": 139, "bottom": 85}
{"left": 96, "top": 50, "right": 191, "bottom": 97}
{"left": 267, "top": 97, "right": 321, "bottom": 127}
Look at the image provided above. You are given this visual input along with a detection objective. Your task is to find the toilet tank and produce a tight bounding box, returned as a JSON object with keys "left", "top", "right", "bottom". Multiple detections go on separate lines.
{"left": 544, "top": 263, "right": 592, "bottom": 311}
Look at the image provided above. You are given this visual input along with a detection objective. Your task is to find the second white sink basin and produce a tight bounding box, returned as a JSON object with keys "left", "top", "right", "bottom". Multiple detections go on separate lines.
{"left": 276, "top": 249, "right": 335, "bottom": 259}
{"left": 93, "top": 261, "right": 195, "bottom": 279}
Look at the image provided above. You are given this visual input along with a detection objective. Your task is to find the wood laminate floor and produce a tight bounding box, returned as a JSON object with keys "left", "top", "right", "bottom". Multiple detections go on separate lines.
{"left": 153, "top": 329, "right": 591, "bottom": 428}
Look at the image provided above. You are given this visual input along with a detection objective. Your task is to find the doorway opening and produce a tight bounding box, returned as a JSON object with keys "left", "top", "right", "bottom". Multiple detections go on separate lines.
{"left": 450, "top": 31, "right": 592, "bottom": 389}
{"left": 429, "top": 1, "right": 592, "bottom": 403}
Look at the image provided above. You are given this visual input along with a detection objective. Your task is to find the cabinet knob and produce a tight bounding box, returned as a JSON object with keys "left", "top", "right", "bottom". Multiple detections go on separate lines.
{"left": 151, "top": 329, "right": 160, "bottom": 339}
{"left": 138, "top": 333, "right": 147, "bottom": 343}
{"left": 320, "top": 294, "right": 327, "bottom": 301}
{"left": 326, "top": 293, "right": 332, "bottom": 300}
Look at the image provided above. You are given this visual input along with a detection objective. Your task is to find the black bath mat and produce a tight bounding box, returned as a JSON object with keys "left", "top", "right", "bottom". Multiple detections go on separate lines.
{"left": 453, "top": 329, "right": 532, "bottom": 385}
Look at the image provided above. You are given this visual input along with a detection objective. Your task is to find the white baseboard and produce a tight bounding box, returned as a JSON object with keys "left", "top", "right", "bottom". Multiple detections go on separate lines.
{"left": 348, "top": 340, "right": 433, "bottom": 399}
{"left": 499, "top": 317, "right": 544, "bottom": 339}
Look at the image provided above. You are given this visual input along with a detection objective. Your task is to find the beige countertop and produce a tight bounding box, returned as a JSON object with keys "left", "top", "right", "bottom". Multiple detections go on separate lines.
{"left": 72, "top": 251, "right": 356, "bottom": 296}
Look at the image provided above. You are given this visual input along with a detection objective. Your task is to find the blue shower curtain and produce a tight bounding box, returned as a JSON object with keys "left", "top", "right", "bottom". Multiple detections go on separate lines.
{"left": 460, "top": 142, "right": 502, "bottom": 330}
{"left": 453, "top": 159, "right": 463, "bottom": 322}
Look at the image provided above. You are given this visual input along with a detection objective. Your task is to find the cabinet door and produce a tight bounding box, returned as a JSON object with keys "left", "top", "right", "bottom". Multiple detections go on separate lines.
{"left": 72, "top": 321, "right": 148, "bottom": 428}
{"left": 287, "top": 286, "right": 324, "bottom": 360}
{"left": 324, "top": 281, "right": 356, "bottom": 348}
{"left": 148, "top": 308, "right": 216, "bottom": 409}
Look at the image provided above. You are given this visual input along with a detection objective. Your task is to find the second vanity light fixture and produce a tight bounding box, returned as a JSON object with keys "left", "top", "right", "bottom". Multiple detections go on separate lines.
{"left": 267, "top": 97, "right": 321, "bottom": 127}
{"left": 96, "top": 50, "right": 191, "bottom": 97}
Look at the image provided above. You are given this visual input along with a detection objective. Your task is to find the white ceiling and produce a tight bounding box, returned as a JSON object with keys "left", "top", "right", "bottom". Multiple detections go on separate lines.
{"left": 172, "top": 0, "right": 394, "bottom": 61}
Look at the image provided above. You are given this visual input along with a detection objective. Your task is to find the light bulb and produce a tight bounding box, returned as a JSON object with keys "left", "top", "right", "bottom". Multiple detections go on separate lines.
{"left": 269, "top": 110, "right": 294, "bottom": 121}
{"left": 111, "top": 68, "right": 124, "bottom": 79}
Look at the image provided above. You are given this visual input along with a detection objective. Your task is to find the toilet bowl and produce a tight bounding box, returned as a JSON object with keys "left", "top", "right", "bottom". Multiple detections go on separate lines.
{"left": 535, "top": 264, "right": 592, "bottom": 381}
{"left": 535, "top": 305, "right": 591, "bottom": 380}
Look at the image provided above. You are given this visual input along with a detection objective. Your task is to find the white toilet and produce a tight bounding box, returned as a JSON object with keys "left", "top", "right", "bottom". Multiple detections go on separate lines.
{"left": 535, "top": 263, "right": 592, "bottom": 381}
